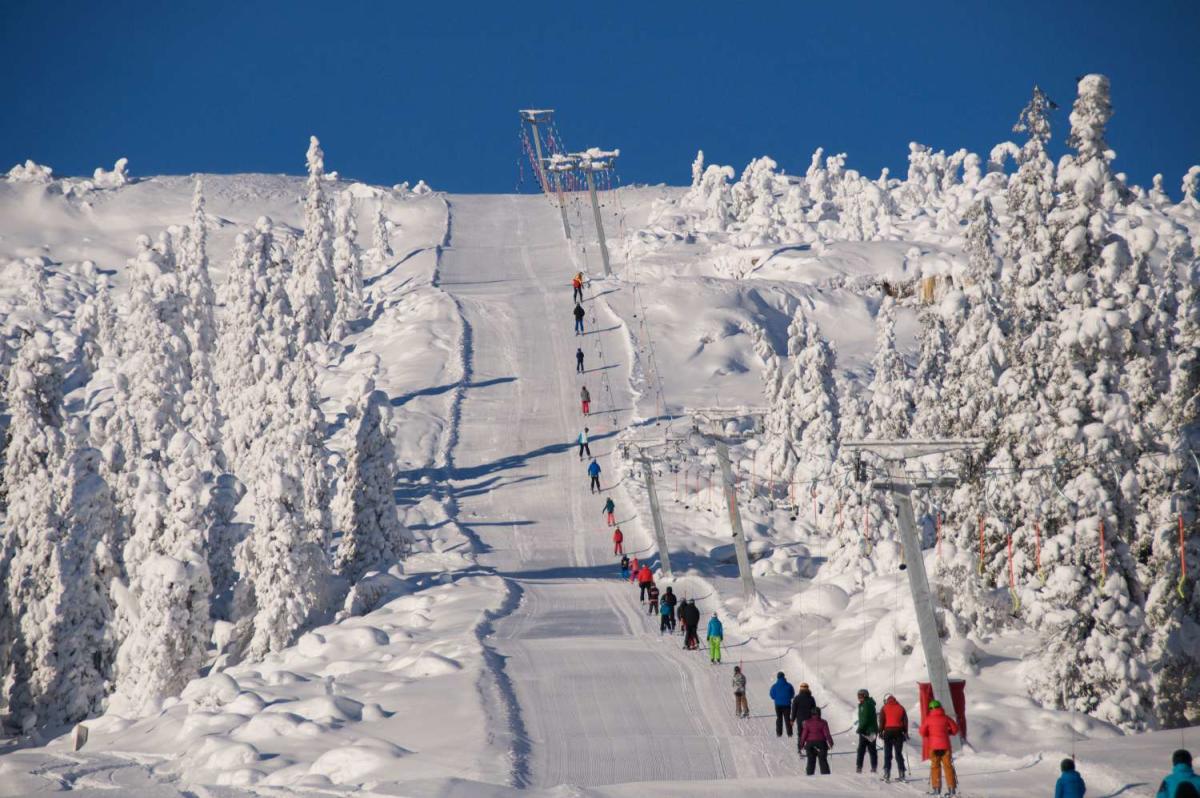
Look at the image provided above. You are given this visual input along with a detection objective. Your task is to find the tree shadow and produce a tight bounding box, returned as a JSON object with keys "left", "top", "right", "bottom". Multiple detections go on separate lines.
{"left": 390, "top": 376, "right": 517, "bottom": 407}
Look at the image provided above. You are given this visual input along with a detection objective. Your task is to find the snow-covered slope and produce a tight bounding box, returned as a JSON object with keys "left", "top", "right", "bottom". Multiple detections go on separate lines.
{"left": 2, "top": 87, "right": 1199, "bottom": 796}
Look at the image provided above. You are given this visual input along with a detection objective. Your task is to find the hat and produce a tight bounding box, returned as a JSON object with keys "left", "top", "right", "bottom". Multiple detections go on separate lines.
{"left": 928, "top": 699, "right": 941, "bottom": 710}
{"left": 857, "top": 689, "right": 869, "bottom": 697}
{"left": 798, "top": 682, "right": 810, "bottom": 690}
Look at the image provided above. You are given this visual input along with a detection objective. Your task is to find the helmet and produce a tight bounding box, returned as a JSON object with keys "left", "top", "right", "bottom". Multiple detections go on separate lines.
{"left": 798, "top": 682, "right": 810, "bottom": 690}
{"left": 857, "top": 689, "right": 868, "bottom": 697}
{"left": 928, "top": 699, "right": 941, "bottom": 710}
{"left": 688, "top": 599, "right": 695, "bottom": 605}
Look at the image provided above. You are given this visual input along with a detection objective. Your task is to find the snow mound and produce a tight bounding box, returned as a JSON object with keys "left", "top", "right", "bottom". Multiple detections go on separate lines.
{"left": 794, "top": 583, "right": 849, "bottom": 618}
{"left": 308, "top": 740, "right": 410, "bottom": 784}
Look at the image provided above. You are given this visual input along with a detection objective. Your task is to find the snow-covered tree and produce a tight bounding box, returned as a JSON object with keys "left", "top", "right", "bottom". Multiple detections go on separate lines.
{"left": 331, "top": 192, "right": 364, "bottom": 339}
{"left": 1, "top": 332, "right": 67, "bottom": 731}
{"left": 0, "top": 338, "right": 115, "bottom": 730}
{"left": 216, "top": 219, "right": 297, "bottom": 474}
{"left": 684, "top": 163, "right": 736, "bottom": 232}
{"left": 333, "top": 376, "right": 408, "bottom": 582}
{"left": 1005, "top": 86, "right": 1057, "bottom": 300}
{"left": 51, "top": 423, "right": 120, "bottom": 727}
{"left": 864, "top": 296, "right": 914, "bottom": 439}
{"left": 291, "top": 136, "right": 338, "bottom": 345}
{"left": 234, "top": 449, "right": 331, "bottom": 659}
{"left": 1182, "top": 166, "right": 1200, "bottom": 208}
{"left": 178, "top": 180, "right": 223, "bottom": 461}
{"left": 367, "top": 200, "right": 392, "bottom": 276}
{"left": 690, "top": 150, "right": 705, "bottom": 188}
{"left": 110, "top": 431, "right": 213, "bottom": 716}
{"left": 763, "top": 312, "right": 840, "bottom": 498}
{"left": 911, "top": 302, "right": 953, "bottom": 437}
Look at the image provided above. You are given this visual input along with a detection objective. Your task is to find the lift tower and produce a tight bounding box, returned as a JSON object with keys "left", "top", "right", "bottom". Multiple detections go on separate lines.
{"left": 842, "top": 437, "right": 982, "bottom": 750}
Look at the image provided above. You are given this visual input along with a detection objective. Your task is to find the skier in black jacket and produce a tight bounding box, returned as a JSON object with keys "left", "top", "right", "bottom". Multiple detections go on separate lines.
{"left": 791, "top": 683, "right": 817, "bottom": 751}
{"left": 681, "top": 599, "right": 701, "bottom": 650}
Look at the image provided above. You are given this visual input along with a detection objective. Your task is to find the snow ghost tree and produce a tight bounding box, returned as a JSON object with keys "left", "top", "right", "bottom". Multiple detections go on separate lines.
{"left": 1, "top": 333, "right": 67, "bottom": 731}
{"left": 110, "top": 428, "right": 213, "bottom": 717}
{"left": 690, "top": 150, "right": 705, "bottom": 188}
{"left": 331, "top": 191, "right": 364, "bottom": 339}
{"left": 234, "top": 449, "right": 332, "bottom": 659}
{"left": 864, "top": 296, "right": 914, "bottom": 440}
{"left": 1006, "top": 85, "right": 1057, "bottom": 295}
{"left": 0, "top": 340, "right": 117, "bottom": 730}
{"left": 291, "top": 136, "right": 338, "bottom": 346}
{"left": 333, "top": 375, "right": 409, "bottom": 582}
{"left": 368, "top": 200, "right": 392, "bottom": 276}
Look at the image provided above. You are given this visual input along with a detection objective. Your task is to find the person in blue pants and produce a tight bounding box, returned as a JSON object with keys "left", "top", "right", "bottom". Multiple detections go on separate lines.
{"left": 574, "top": 303, "right": 585, "bottom": 334}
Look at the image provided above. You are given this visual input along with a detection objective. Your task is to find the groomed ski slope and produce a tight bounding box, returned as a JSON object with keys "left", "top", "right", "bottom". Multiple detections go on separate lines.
{"left": 440, "top": 195, "right": 890, "bottom": 793}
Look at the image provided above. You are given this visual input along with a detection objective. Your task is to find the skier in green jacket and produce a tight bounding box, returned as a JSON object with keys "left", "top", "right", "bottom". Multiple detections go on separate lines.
{"left": 855, "top": 688, "right": 879, "bottom": 774}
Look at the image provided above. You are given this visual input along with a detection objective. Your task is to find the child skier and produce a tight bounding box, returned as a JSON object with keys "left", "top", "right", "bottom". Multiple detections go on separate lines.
{"left": 732, "top": 666, "right": 749, "bottom": 718}
{"left": 647, "top": 582, "right": 660, "bottom": 615}
{"left": 602, "top": 496, "right": 615, "bottom": 526}
{"left": 580, "top": 385, "right": 590, "bottom": 415}
{"left": 578, "top": 428, "right": 591, "bottom": 460}
{"left": 572, "top": 272, "right": 583, "bottom": 303}
{"left": 619, "top": 554, "right": 630, "bottom": 580}
{"left": 659, "top": 596, "right": 672, "bottom": 633}
{"left": 612, "top": 527, "right": 623, "bottom": 555}
{"left": 576, "top": 347, "right": 584, "bottom": 373}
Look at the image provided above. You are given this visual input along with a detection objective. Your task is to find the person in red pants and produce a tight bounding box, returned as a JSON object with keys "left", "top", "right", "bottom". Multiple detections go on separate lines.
{"left": 612, "top": 527, "right": 623, "bottom": 555}
{"left": 581, "top": 385, "right": 590, "bottom": 415}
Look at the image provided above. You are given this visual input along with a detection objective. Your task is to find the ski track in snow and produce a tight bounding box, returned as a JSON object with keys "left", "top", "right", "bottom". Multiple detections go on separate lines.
{"left": 436, "top": 195, "right": 813, "bottom": 789}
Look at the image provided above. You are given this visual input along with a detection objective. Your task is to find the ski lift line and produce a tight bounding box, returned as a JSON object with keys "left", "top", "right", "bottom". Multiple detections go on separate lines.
{"left": 1007, "top": 531, "right": 1021, "bottom": 612}
{"left": 1180, "top": 513, "right": 1188, "bottom": 600}
{"left": 1034, "top": 519, "right": 1045, "bottom": 584}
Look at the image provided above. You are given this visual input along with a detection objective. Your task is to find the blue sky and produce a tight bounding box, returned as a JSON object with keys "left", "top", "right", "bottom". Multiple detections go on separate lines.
{"left": 2, "top": 1, "right": 1197, "bottom": 195}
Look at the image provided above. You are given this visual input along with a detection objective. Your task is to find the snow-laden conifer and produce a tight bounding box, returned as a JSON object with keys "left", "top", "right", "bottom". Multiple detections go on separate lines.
{"left": 331, "top": 191, "right": 364, "bottom": 338}
{"left": 291, "top": 136, "right": 338, "bottom": 345}
{"left": 333, "top": 375, "right": 408, "bottom": 582}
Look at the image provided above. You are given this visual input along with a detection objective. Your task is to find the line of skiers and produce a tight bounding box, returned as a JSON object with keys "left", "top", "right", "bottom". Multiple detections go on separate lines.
{"left": 768, "top": 674, "right": 962, "bottom": 793}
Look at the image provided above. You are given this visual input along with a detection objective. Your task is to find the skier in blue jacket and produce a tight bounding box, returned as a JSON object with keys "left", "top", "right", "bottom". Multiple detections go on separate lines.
{"left": 706, "top": 613, "right": 724, "bottom": 664}
{"left": 1055, "top": 758, "right": 1085, "bottom": 798}
{"left": 1158, "top": 749, "right": 1200, "bottom": 798}
{"left": 770, "top": 672, "right": 796, "bottom": 737}
{"left": 587, "top": 459, "right": 601, "bottom": 493}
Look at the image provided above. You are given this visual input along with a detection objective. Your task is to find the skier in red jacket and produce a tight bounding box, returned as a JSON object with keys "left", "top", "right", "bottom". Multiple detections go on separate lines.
{"left": 636, "top": 565, "right": 653, "bottom": 601}
{"left": 612, "top": 527, "right": 623, "bottom": 555}
{"left": 918, "top": 700, "right": 959, "bottom": 795}
{"left": 878, "top": 693, "right": 909, "bottom": 783}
